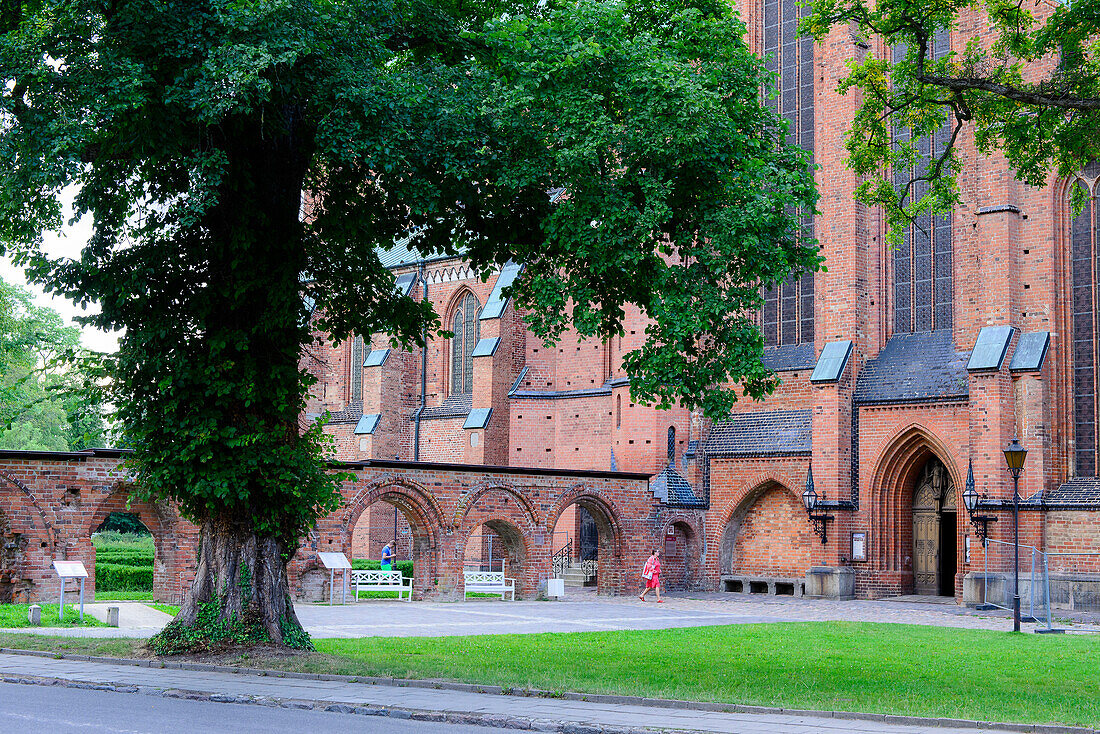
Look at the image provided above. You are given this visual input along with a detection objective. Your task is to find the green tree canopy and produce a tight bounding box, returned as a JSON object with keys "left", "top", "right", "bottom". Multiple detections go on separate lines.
{"left": 804, "top": 0, "right": 1100, "bottom": 232}
{"left": 0, "top": 277, "right": 107, "bottom": 451}
{"left": 0, "top": 0, "right": 817, "bottom": 650}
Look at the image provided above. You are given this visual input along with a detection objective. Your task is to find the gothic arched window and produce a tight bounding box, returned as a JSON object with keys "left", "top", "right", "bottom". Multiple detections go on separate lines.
{"left": 892, "top": 30, "right": 954, "bottom": 334}
{"left": 349, "top": 335, "right": 364, "bottom": 403}
{"left": 760, "top": 0, "right": 815, "bottom": 346}
{"left": 667, "top": 426, "right": 676, "bottom": 465}
{"left": 1069, "top": 165, "right": 1100, "bottom": 476}
{"left": 451, "top": 292, "right": 481, "bottom": 395}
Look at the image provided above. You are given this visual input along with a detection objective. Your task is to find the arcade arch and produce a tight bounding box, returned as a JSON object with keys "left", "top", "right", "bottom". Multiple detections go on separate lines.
{"left": 343, "top": 482, "right": 441, "bottom": 598}
{"left": 86, "top": 490, "right": 174, "bottom": 603}
{"left": 719, "top": 481, "right": 813, "bottom": 582}
{"left": 659, "top": 517, "right": 700, "bottom": 591}
{"left": 547, "top": 490, "right": 624, "bottom": 595}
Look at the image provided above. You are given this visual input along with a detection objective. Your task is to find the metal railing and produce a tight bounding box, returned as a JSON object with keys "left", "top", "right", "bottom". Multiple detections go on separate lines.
{"left": 580, "top": 547, "right": 598, "bottom": 584}
{"left": 552, "top": 539, "right": 572, "bottom": 579}
{"left": 980, "top": 538, "right": 1052, "bottom": 629}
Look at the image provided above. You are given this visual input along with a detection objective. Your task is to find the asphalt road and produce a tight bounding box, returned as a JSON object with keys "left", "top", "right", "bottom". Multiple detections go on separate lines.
{"left": 0, "top": 682, "right": 494, "bottom": 734}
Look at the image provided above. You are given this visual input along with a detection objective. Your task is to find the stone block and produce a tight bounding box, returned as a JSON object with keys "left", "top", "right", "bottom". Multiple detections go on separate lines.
{"left": 106, "top": 606, "right": 119, "bottom": 627}
{"left": 804, "top": 566, "right": 854, "bottom": 600}
{"left": 963, "top": 572, "right": 1006, "bottom": 607}
{"left": 27, "top": 604, "right": 40, "bottom": 626}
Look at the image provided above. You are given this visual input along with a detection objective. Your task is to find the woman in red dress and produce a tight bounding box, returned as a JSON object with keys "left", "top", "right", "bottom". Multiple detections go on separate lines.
{"left": 639, "top": 549, "right": 662, "bottom": 602}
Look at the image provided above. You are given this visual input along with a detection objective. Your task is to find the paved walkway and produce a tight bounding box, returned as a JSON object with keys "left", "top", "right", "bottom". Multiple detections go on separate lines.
{"left": 0, "top": 652, "right": 1077, "bottom": 734}
{"left": 4, "top": 592, "right": 1096, "bottom": 638}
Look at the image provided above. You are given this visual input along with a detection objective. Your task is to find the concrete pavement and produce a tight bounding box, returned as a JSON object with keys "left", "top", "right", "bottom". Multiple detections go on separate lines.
{"left": 2, "top": 652, "right": 1087, "bottom": 734}
{"left": 4, "top": 591, "right": 1095, "bottom": 638}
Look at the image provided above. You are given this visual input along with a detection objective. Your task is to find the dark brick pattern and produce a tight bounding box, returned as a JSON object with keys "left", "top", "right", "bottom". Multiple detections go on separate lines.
{"left": 705, "top": 410, "right": 812, "bottom": 456}
{"left": 853, "top": 331, "right": 969, "bottom": 404}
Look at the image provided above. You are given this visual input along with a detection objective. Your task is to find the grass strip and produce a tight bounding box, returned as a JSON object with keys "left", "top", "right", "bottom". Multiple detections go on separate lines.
{"left": 308, "top": 622, "right": 1100, "bottom": 728}
{"left": 0, "top": 622, "right": 1095, "bottom": 728}
{"left": 0, "top": 604, "right": 105, "bottom": 628}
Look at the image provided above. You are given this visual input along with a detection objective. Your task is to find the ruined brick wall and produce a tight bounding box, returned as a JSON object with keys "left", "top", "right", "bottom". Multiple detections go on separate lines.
{"left": 1, "top": 450, "right": 657, "bottom": 603}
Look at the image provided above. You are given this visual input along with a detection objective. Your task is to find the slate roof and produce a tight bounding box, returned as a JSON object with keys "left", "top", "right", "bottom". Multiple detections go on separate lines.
{"left": 1025, "top": 478, "right": 1100, "bottom": 507}
{"left": 761, "top": 343, "right": 816, "bottom": 372}
{"left": 414, "top": 393, "right": 472, "bottom": 420}
{"left": 325, "top": 401, "right": 363, "bottom": 425}
{"left": 704, "top": 409, "right": 812, "bottom": 457}
{"left": 376, "top": 238, "right": 467, "bottom": 270}
{"left": 651, "top": 464, "right": 706, "bottom": 508}
{"left": 854, "top": 330, "right": 970, "bottom": 404}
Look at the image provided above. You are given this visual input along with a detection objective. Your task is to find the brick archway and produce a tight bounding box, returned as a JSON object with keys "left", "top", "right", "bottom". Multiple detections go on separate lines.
{"left": 657, "top": 514, "right": 702, "bottom": 591}
{"left": 718, "top": 480, "right": 813, "bottom": 579}
{"left": 340, "top": 478, "right": 444, "bottom": 598}
{"left": 453, "top": 482, "right": 539, "bottom": 529}
{"left": 546, "top": 486, "right": 625, "bottom": 595}
{"left": 457, "top": 515, "right": 532, "bottom": 598}
{"left": 85, "top": 485, "right": 187, "bottom": 603}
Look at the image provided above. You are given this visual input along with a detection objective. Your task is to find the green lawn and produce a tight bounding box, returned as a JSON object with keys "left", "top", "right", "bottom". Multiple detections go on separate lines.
{"left": 146, "top": 604, "right": 179, "bottom": 616}
{"left": 0, "top": 621, "right": 1096, "bottom": 727}
{"left": 310, "top": 623, "right": 1100, "bottom": 728}
{"left": 95, "top": 591, "right": 153, "bottom": 602}
{"left": 0, "top": 604, "right": 105, "bottom": 628}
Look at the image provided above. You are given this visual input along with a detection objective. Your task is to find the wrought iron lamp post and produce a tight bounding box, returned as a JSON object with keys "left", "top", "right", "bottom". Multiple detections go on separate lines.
{"left": 961, "top": 459, "right": 996, "bottom": 543}
{"left": 802, "top": 465, "right": 833, "bottom": 545}
{"left": 1003, "top": 437, "right": 1028, "bottom": 633}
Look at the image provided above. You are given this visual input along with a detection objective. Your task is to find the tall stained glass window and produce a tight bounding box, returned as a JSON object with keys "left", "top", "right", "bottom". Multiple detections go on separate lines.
{"left": 761, "top": 0, "right": 815, "bottom": 346}
{"left": 451, "top": 292, "right": 481, "bottom": 394}
{"left": 349, "top": 335, "right": 364, "bottom": 403}
{"left": 893, "top": 31, "right": 954, "bottom": 334}
{"left": 1069, "top": 165, "right": 1100, "bottom": 477}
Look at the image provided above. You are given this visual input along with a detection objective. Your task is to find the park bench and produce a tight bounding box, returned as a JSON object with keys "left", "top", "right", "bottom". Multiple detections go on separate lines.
{"left": 462, "top": 570, "right": 515, "bottom": 600}
{"left": 351, "top": 569, "right": 413, "bottom": 601}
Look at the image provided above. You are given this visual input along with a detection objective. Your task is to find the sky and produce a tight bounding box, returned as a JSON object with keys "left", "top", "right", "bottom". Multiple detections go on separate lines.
{"left": 0, "top": 192, "right": 122, "bottom": 354}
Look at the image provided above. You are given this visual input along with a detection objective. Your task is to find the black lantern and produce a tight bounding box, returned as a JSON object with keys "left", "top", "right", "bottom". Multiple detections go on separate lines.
{"left": 802, "top": 464, "right": 833, "bottom": 545}
{"left": 961, "top": 459, "right": 996, "bottom": 542}
{"left": 1003, "top": 438, "right": 1028, "bottom": 477}
{"left": 802, "top": 470, "right": 818, "bottom": 512}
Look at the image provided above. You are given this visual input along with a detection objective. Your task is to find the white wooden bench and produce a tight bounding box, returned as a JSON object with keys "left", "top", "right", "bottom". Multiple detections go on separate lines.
{"left": 463, "top": 570, "right": 515, "bottom": 600}
{"left": 351, "top": 569, "right": 412, "bottom": 601}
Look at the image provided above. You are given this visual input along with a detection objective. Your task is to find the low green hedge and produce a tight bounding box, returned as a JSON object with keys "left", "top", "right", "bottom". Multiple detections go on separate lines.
{"left": 352, "top": 559, "right": 413, "bottom": 579}
{"left": 97, "top": 549, "right": 154, "bottom": 567}
{"left": 96, "top": 562, "right": 153, "bottom": 591}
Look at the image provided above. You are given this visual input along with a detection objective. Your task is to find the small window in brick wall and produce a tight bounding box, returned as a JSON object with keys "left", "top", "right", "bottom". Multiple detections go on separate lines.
{"left": 667, "top": 426, "right": 675, "bottom": 465}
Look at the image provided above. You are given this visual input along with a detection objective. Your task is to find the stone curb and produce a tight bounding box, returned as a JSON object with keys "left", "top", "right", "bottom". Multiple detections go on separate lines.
{"left": 0, "top": 647, "right": 1095, "bottom": 734}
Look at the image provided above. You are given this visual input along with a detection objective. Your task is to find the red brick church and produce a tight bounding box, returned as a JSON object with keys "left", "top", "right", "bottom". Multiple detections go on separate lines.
{"left": 302, "top": 2, "right": 1100, "bottom": 604}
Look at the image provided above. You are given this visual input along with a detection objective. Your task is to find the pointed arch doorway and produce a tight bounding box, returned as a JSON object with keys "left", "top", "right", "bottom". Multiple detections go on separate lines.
{"left": 912, "top": 457, "right": 957, "bottom": 596}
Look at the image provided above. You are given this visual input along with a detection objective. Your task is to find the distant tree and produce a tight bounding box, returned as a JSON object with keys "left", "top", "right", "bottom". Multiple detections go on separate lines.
{"left": 0, "top": 0, "right": 817, "bottom": 651}
{"left": 0, "top": 278, "right": 106, "bottom": 451}
{"left": 804, "top": 0, "right": 1100, "bottom": 233}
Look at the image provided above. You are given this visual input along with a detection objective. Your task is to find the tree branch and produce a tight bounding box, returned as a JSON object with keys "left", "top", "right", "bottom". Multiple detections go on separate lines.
{"left": 919, "top": 74, "right": 1100, "bottom": 110}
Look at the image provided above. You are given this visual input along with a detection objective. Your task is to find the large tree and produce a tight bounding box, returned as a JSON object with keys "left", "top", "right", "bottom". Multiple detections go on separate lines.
{"left": 0, "top": 0, "right": 817, "bottom": 652}
{"left": 804, "top": 0, "right": 1100, "bottom": 230}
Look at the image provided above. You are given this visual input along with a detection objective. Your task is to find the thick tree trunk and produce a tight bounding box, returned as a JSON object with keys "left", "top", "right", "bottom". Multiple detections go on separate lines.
{"left": 155, "top": 516, "right": 308, "bottom": 653}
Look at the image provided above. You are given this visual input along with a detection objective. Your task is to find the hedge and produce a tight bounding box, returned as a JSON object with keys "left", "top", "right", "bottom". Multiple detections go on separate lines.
{"left": 96, "top": 562, "right": 153, "bottom": 591}
{"left": 97, "top": 549, "right": 154, "bottom": 567}
{"left": 352, "top": 559, "right": 413, "bottom": 579}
